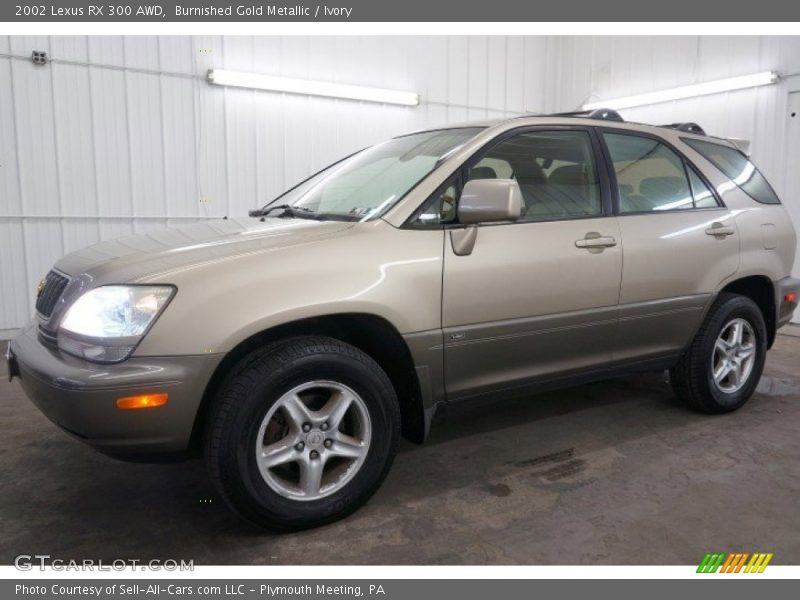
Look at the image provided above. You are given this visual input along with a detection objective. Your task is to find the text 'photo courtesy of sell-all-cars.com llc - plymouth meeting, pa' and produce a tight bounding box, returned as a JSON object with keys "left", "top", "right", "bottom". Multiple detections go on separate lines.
{"left": 6, "top": 108, "right": 799, "bottom": 531}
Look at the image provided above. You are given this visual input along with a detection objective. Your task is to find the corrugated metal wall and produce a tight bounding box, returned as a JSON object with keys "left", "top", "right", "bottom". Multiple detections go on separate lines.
{"left": 549, "top": 36, "right": 800, "bottom": 323}
{"left": 2, "top": 35, "right": 799, "bottom": 335}
{"left": 0, "top": 35, "right": 552, "bottom": 334}
{"left": 548, "top": 36, "right": 800, "bottom": 198}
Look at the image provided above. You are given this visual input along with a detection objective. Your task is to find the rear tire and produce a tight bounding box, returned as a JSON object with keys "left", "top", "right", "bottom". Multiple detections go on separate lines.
{"left": 204, "top": 336, "right": 400, "bottom": 531}
{"left": 670, "top": 293, "right": 767, "bottom": 414}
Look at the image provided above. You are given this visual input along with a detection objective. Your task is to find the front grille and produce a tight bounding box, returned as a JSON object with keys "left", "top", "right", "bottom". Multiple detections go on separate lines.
{"left": 35, "top": 270, "right": 69, "bottom": 318}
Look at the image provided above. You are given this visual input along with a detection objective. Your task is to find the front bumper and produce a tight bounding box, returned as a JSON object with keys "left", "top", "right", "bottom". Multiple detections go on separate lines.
{"left": 7, "top": 324, "right": 224, "bottom": 460}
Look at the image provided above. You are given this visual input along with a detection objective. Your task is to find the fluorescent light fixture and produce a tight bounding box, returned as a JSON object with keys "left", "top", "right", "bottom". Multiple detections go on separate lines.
{"left": 583, "top": 71, "right": 779, "bottom": 111}
{"left": 207, "top": 69, "right": 419, "bottom": 107}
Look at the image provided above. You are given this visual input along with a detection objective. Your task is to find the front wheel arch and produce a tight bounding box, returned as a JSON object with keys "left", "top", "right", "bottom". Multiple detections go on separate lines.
{"left": 203, "top": 335, "right": 401, "bottom": 530}
{"left": 190, "top": 313, "right": 426, "bottom": 455}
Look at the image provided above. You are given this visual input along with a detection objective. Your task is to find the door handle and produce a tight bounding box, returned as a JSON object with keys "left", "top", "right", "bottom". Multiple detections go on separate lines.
{"left": 575, "top": 233, "right": 617, "bottom": 249}
{"left": 705, "top": 222, "right": 735, "bottom": 237}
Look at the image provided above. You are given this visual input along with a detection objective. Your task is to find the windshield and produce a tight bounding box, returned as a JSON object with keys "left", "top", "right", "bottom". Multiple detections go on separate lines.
{"left": 262, "top": 127, "right": 484, "bottom": 221}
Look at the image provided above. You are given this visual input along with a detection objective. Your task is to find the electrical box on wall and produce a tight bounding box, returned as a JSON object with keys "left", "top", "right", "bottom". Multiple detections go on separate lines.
{"left": 31, "top": 50, "right": 48, "bottom": 66}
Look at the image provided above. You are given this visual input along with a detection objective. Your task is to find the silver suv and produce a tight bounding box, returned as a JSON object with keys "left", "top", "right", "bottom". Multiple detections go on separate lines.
{"left": 7, "top": 110, "right": 799, "bottom": 530}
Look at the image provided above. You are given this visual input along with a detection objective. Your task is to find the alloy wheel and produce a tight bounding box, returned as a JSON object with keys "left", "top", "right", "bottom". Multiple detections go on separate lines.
{"left": 711, "top": 317, "right": 757, "bottom": 394}
{"left": 255, "top": 381, "right": 372, "bottom": 501}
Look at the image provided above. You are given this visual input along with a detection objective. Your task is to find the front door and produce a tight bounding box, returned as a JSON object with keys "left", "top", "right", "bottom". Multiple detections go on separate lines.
{"left": 441, "top": 128, "right": 623, "bottom": 400}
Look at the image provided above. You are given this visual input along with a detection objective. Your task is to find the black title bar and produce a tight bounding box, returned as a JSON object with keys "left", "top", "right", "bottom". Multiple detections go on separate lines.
{"left": 3, "top": 0, "right": 800, "bottom": 22}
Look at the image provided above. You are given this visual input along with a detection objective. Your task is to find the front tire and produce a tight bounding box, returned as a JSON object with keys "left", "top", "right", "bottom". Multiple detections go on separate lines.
{"left": 204, "top": 336, "right": 400, "bottom": 531}
{"left": 670, "top": 293, "right": 767, "bottom": 414}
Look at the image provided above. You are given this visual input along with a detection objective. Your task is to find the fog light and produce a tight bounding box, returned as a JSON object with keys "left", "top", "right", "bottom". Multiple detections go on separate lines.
{"left": 116, "top": 393, "right": 169, "bottom": 410}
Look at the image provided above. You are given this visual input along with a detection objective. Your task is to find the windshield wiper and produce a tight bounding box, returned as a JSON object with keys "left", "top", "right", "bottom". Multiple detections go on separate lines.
{"left": 248, "top": 204, "right": 321, "bottom": 219}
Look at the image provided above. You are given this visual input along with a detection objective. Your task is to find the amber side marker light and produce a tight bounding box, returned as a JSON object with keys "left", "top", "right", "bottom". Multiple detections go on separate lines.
{"left": 116, "top": 393, "right": 169, "bottom": 410}
{"left": 785, "top": 292, "right": 797, "bottom": 303}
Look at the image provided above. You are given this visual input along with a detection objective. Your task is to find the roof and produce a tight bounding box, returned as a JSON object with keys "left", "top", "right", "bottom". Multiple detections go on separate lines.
{"left": 414, "top": 108, "right": 742, "bottom": 150}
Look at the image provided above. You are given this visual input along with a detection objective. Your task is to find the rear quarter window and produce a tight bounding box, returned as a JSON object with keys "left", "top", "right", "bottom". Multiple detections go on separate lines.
{"left": 682, "top": 138, "right": 781, "bottom": 205}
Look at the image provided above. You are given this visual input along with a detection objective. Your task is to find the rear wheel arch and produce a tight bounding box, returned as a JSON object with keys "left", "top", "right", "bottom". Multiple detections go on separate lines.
{"left": 190, "top": 313, "right": 425, "bottom": 454}
{"left": 719, "top": 275, "right": 776, "bottom": 348}
{"left": 671, "top": 292, "right": 767, "bottom": 413}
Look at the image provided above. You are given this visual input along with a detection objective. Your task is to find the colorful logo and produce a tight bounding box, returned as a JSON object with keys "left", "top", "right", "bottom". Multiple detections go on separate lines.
{"left": 697, "top": 552, "right": 773, "bottom": 573}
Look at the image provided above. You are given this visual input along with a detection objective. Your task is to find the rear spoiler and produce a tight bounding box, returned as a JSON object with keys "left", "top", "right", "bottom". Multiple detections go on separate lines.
{"left": 726, "top": 138, "right": 751, "bottom": 156}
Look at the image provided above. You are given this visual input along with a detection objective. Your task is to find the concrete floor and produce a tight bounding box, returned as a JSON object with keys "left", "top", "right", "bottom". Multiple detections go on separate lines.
{"left": 1, "top": 334, "right": 799, "bottom": 566}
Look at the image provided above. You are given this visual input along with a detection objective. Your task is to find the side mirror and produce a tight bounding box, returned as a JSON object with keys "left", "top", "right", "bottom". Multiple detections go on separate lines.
{"left": 450, "top": 179, "right": 523, "bottom": 256}
{"left": 457, "top": 179, "right": 523, "bottom": 225}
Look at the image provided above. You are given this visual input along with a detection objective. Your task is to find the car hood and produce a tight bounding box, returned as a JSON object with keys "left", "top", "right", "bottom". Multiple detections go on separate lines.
{"left": 55, "top": 217, "right": 355, "bottom": 283}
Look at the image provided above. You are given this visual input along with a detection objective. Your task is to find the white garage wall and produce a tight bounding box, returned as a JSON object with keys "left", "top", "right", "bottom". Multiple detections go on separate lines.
{"left": 2, "top": 35, "right": 799, "bottom": 336}
{"left": 546, "top": 36, "right": 800, "bottom": 197}
{"left": 0, "top": 35, "right": 552, "bottom": 335}
{"left": 546, "top": 35, "right": 800, "bottom": 323}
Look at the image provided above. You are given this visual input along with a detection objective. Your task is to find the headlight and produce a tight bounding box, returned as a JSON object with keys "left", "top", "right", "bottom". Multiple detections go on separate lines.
{"left": 57, "top": 285, "right": 175, "bottom": 363}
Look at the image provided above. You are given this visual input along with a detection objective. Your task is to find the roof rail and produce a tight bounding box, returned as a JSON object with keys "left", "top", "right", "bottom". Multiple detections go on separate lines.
{"left": 659, "top": 122, "right": 706, "bottom": 136}
{"left": 552, "top": 108, "right": 625, "bottom": 123}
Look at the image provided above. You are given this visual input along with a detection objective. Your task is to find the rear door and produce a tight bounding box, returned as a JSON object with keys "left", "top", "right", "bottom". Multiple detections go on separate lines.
{"left": 439, "top": 127, "right": 623, "bottom": 400}
{"left": 600, "top": 130, "right": 740, "bottom": 365}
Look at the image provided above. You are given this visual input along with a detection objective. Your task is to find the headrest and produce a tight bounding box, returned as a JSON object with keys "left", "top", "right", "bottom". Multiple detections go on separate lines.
{"left": 470, "top": 166, "right": 498, "bottom": 180}
{"left": 513, "top": 161, "right": 546, "bottom": 184}
{"left": 549, "top": 164, "right": 589, "bottom": 185}
{"left": 639, "top": 176, "right": 689, "bottom": 200}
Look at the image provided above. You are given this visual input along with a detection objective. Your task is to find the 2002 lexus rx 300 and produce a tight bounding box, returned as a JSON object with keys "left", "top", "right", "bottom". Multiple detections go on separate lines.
{"left": 7, "top": 110, "right": 799, "bottom": 530}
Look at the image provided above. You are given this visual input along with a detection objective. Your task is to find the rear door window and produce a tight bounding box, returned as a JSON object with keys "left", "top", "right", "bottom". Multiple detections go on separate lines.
{"left": 687, "top": 166, "right": 718, "bottom": 209}
{"left": 603, "top": 133, "right": 720, "bottom": 213}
